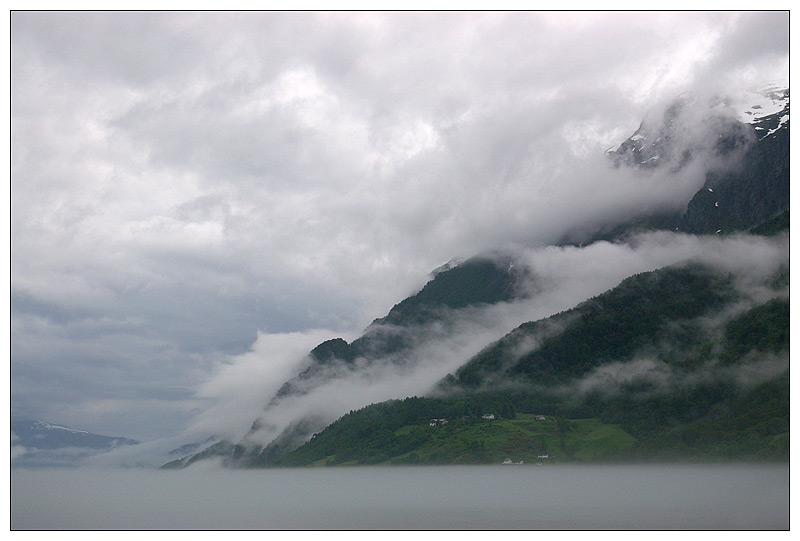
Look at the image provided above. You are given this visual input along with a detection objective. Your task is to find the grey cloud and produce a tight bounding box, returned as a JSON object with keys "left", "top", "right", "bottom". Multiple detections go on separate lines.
{"left": 698, "top": 12, "right": 789, "bottom": 83}
{"left": 13, "top": 12, "right": 230, "bottom": 86}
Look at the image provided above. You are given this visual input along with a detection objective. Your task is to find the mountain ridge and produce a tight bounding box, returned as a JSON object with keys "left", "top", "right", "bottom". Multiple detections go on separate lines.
{"left": 12, "top": 417, "right": 140, "bottom": 467}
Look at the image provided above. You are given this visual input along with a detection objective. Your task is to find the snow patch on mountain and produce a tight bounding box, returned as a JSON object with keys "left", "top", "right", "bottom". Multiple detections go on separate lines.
{"left": 431, "top": 257, "right": 465, "bottom": 276}
{"left": 729, "top": 85, "right": 789, "bottom": 124}
{"left": 607, "top": 85, "right": 788, "bottom": 169}
{"left": 29, "top": 421, "right": 91, "bottom": 435}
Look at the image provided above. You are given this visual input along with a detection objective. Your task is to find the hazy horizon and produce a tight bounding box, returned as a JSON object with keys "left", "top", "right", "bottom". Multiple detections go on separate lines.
{"left": 11, "top": 464, "right": 789, "bottom": 529}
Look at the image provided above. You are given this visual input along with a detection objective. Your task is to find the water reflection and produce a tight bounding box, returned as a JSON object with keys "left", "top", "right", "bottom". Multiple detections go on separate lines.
{"left": 11, "top": 463, "right": 788, "bottom": 530}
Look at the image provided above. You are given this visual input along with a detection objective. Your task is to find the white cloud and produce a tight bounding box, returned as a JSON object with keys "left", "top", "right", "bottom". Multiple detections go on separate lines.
{"left": 190, "top": 328, "right": 343, "bottom": 441}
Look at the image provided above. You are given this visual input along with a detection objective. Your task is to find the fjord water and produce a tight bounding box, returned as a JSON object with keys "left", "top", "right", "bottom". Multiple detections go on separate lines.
{"left": 12, "top": 464, "right": 788, "bottom": 530}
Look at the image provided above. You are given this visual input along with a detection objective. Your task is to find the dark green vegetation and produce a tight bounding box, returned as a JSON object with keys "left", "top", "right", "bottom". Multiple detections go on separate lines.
{"left": 721, "top": 298, "right": 789, "bottom": 364}
{"left": 272, "top": 261, "right": 788, "bottom": 467}
{"left": 274, "top": 368, "right": 787, "bottom": 467}
{"left": 375, "top": 256, "right": 526, "bottom": 326}
{"left": 610, "top": 374, "right": 790, "bottom": 460}
{"left": 453, "top": 264, "right": 736, "bottom": 388}
{"left": 276, "top": 409, "right": 636, "bottom": 467}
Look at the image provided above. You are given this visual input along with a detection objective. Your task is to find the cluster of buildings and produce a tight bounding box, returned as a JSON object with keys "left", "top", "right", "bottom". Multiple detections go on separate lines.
{"left": 429, "top": 413, "right": 549, "bottom": 425}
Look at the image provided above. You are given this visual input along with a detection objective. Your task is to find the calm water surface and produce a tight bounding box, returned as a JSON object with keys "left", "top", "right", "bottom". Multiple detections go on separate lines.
{"left": 11, "top": 463, "right": 788, "bottom": 530}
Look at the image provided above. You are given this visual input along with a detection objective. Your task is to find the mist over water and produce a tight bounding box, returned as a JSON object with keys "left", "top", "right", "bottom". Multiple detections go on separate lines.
{"left": 11, "top": 464, "right": 788, "bottom": 530}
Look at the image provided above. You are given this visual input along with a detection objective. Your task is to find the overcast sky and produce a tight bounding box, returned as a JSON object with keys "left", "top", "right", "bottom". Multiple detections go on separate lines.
{"left": 10, "top": 11, "right": 789, "bottom": 444}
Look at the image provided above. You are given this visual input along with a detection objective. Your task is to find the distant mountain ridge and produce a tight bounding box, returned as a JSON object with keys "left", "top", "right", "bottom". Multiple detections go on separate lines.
{"left": 11, "top": 418, "right": 139, "bottom": 452}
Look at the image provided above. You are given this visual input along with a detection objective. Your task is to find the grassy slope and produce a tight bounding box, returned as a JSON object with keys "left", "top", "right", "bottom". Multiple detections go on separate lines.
{"left": 285, "top": 414, "right": 637, "bottom": 467}
{"left": 274, "top": 365, "right": 788, "bottom": 468}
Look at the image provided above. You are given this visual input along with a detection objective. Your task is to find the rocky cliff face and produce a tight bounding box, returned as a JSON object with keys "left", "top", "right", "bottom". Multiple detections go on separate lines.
{"left": 680, "top": 97, "right": 789, "bottom": 234}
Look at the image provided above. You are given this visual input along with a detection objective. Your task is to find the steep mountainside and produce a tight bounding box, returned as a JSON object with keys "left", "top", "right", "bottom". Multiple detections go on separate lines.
{"left": 587, "top": 86, "right": 789, "bottom": 243}
{"left": 275, "top": 256, "right": 529, "bottom": 398}
{"left": 167, "top": 86, "right": 789, "bottom": 469}
{"left": 446, "top": 263, "right": 786, "bottom": 392}
{"left": 273, "top": 261, "right": 788, "bottom": 466}
{"left": 680, "top": 100, "right": 789, "bottom": 234}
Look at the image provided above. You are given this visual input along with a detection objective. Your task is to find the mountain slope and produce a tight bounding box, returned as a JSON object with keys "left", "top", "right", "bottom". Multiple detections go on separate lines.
{"left": 273, "top": 261, "right": 788, "bottom": 466}
{"left": 446, "top": 263, "right": 785, "bottom": 392}
{"left": 589, "top": 86, "right": 789, "bottom": 243}
{"left": 274, "top": 255, "right": 529, "bottom": 397}
{"left": 451, "top": 263, "right": 738, "bottom": 389}
{"left": 170, "top": 85, "right": 789, "bottom": 469}
{"left": 164, "top": 255, "right": 532, "bottom": 469}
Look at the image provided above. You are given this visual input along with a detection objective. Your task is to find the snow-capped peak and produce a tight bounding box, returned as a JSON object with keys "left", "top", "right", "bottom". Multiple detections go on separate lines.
{"left": 724, "top": 84, "right": 789, "bottom": 124}
{"left": 608, "top": 84, "right": 788, "bottom": 167}
{"left": 30, "top": 420, "right": 91, "bottom": 435}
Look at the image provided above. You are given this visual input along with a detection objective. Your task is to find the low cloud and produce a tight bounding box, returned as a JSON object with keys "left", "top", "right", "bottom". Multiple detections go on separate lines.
{"left": 188, "top": 329, "right": 344, "bottom": 441}
{"left": 568, "top": 357, "right": 675, "bottom": 397}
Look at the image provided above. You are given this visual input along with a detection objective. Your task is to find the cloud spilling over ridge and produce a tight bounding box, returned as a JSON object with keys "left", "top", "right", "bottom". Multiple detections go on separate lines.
{"left": 189, "top": 329, "right": 344, "bottom": 441}
{"left": 188, "top": 231, "right": 788, "bottom": 452}
{"left": 11, "top": 11, "right": 788, "bottom": 442}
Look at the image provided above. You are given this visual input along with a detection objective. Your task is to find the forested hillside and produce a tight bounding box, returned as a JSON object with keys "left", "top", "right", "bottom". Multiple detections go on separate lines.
{"left": 271, "top": 262, "right": 788, "bottom": 467}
